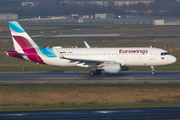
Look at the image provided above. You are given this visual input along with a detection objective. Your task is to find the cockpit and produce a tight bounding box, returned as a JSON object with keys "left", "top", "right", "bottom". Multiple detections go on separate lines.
{"left": 161, "top": 52, "right": 170, "bottom": 56}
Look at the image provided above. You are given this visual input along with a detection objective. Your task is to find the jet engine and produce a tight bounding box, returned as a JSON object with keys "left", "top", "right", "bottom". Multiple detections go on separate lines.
{"left": 102, "top": 64, "right": 130, "bottom": 73}
{"left": 103, "top": 63, "right": 121, "bottom": 73}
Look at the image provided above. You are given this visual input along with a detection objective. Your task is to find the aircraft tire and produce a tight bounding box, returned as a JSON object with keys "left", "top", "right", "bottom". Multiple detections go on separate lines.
{"left": 89, "top": 71, "right": 95, "bottom": 76}
{"left": 151, "top": 71, "right": 156, "bottom": 75}
{"left": 95, "top": 70, "right": 101, "bottom": 75}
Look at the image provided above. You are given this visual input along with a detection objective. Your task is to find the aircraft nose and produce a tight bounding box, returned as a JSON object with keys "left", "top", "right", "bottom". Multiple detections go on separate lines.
{"left": 171, "top": 56, "right": 177, "bottom": 64}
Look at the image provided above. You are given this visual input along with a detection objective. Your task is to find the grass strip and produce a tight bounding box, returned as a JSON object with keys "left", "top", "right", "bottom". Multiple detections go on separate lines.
{"left": 0, "top": 84, "right": 180, "bottom": 111}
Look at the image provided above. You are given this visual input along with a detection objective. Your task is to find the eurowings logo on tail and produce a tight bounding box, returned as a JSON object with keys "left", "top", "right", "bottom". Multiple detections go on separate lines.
{"left": 7, "top": 21, "right": 46, "bottom": 64}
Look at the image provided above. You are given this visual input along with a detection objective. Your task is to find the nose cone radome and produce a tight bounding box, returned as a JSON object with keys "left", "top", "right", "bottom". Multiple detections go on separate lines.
{"left": 171, "top": 56, "right": 177, "bottom": 64}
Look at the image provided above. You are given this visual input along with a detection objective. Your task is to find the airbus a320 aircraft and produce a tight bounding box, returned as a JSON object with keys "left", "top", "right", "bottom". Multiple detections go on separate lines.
{"left": 6, "top": 21, "right": 177, "bottom": 76}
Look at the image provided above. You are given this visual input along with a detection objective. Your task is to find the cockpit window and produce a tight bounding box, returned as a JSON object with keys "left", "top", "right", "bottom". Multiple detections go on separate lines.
{"left": 161, "top": 52, "right": 170, "bottom": 56}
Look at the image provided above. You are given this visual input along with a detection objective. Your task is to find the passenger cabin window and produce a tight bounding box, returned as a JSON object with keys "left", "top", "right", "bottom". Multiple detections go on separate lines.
{"left": 161, "top": 52, "right": 170, "bottom": 56}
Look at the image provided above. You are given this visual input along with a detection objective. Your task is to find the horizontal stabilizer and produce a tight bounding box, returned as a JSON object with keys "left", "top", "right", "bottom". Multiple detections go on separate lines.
{"left": 6, "top": 51, "right": 27, "bottom": 56}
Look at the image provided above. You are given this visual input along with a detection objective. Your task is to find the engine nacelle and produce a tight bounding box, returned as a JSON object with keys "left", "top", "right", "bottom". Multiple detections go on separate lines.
{"left": 103, "top": 63, "right": 121, "bottom": 73}
{"left": 121, "top": 66, "right": 129, "bottom": 71}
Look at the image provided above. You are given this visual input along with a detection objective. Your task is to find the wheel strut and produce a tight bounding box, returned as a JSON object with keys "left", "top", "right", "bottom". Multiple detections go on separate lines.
{"left": 151, "top": 66, "right": 156, "bottom": 75}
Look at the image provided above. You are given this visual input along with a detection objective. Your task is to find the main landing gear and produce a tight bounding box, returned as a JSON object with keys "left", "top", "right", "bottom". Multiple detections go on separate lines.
{"left": 95, "top": 70, "right": 101, "bottom": 75}
{"left": 151, "top": 66, "right": 156, "bottom": 75}
{"left": 89, "top": 70, "right": 102, "bottom": 76}
{"left": 89, "top": 71, "right": 95, "bottom": 76}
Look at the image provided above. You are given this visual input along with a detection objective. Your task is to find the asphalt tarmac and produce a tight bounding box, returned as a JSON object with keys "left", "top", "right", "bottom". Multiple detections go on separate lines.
{"left": 1, "top": 107, "right": 180, "bottom": 120}
{"left": 0, "top": 72, "right": 180, "bottom": 84}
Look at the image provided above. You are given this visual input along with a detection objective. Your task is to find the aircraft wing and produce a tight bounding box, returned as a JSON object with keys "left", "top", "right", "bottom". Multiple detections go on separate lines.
{"left": 61, "top": 56, "right": 118, "bottom": 66}
{"left": 63, "top": 57, "right": 104, "bottom": 63}
{"left": 56, "top": 48, "right": 119, "bottom": 65}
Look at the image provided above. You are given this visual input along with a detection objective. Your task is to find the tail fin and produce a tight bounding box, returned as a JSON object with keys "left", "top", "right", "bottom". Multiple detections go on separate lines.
{"left": 8, "top": 21, "right": 46, "bottom": 64}
{"left": 8, "top": 21, "right": 38, "bottom": 50}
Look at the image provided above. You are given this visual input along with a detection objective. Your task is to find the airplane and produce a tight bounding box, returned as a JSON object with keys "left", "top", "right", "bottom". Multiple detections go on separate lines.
{"left": 5, "top": 21, "right": 177, "bottom": 76}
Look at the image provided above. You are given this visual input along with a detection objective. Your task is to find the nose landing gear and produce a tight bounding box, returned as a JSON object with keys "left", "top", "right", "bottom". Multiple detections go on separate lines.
{"left": 151, "top": 66, "right": 156, "bottom": 75}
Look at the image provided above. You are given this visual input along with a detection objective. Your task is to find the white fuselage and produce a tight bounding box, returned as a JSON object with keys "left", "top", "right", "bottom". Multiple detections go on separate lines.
{"left": 37, "top": 47, "right": 176, "bottom": 67}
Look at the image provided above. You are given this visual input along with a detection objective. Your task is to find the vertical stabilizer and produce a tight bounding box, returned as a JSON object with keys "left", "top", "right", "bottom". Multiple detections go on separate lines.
{"left": 8, "top": 21, "right": 38, "bottom": 50}
{"left": 8, "top": 21, "right": 45, "bottom": 64}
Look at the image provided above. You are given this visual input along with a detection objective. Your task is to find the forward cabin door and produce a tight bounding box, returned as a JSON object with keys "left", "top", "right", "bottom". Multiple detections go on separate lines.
{"left": 149, "top": 49, "right": 155, "bottom": 60}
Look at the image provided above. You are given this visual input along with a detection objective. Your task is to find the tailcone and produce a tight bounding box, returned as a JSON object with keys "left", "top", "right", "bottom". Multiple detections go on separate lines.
{"left": 5, "top": 51, "right": 9, "bottom": 56}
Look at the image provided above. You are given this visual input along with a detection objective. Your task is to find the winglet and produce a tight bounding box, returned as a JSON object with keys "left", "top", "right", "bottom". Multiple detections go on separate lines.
{"left": 84, "top": 41, "right": 90, "bottom": 48}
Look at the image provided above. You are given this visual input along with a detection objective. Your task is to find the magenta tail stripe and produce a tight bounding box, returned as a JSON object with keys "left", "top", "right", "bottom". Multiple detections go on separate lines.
{"left": 12, "top": 36, "right": 46, "bottom": 64}
{"left": 13, "top": 36, "right": 33, "bottom": 49}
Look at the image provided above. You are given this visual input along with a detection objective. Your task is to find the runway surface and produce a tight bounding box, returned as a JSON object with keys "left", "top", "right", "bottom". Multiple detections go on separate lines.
{"left": 0, "top": 72, "right": 180, "bottom": 84}
{"left": 1, "top": 107, "right": 180, "bottom": 120}
{"left": 1, "top": 33, "right": 180, "bottom": 38}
